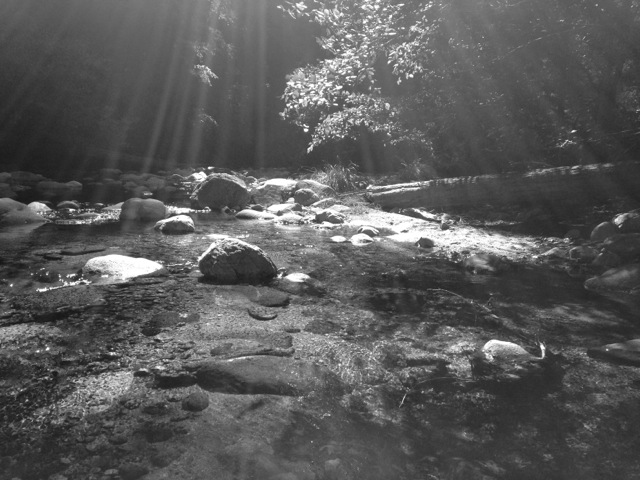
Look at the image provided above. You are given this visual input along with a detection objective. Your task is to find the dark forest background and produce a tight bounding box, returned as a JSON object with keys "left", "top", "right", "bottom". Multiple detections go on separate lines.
{"left": 1, "top": 0, "right": 640, "bottom": 180}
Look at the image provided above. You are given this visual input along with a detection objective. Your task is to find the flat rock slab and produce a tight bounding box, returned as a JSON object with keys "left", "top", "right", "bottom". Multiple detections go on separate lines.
{"left": 588, "top": 339, "right": 640, "bottom": 366}
{"left": 185, "top": 356, "right": 343, "bottom": 396}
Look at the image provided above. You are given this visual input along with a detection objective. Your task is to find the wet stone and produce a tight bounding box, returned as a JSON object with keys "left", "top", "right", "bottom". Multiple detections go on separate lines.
{"left": 247, "top": 306, "right": 278, "bottom": 320}
{"left": 185, "top": 356, "right": 343, "bottom": 396}
{"left": 118, "top": 463, "right": 149, "bottom": 480}
{"left": 182, "top": 390, "right": 210, "bottom": 412}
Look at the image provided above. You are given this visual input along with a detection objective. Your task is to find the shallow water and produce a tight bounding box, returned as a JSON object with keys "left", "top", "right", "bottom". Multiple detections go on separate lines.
{"left": 2, "top": 216, "right": 640, "bottom": 479}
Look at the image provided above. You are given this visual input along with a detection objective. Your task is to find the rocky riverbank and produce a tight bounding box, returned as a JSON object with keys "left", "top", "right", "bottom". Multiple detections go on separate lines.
{"left": 1, "top": 168, "right": 640, "bottom": 480}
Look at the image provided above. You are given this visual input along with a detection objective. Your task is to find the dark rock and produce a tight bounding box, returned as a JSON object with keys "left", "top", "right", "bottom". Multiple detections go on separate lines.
{"left": 415, "top": 237, "right": 435, "bottom": 248}
{"left": 294, "top": 188, "right": 320, "bottom": 206}
{"left": 155, "top": 371, "right": 197, "bottom": 389}
{"left": 0, "top": 198, "right": 48, "bottom": 225}
{"left": 584, "top": 263, "right": 640, "bottom": 294}
{"left": 591, "top": 221, "right": 619, "bottom": 242}
{"left": 602, "top": 234, "right": 640, "bottom": 261}
{"left": 587, "top": 339, "right": 640, "bottom": 366}
{"left": 182, "top": 391, "right": 210, "bottom": 412}
{"left": 192, "top": 173, "right": 251, "bottom": 210}
{"left": 186, "top": 356, "right": 343, "bottom": 396}
{"left": 154, "top": 214, "right": 195, "bottom": 234}
{"left": 118, "top": 463, "right": 150, "bottom": 480}
{"left": 119, "top": 197, "right": 167, "bottom": 222}
{"left": 613, "top": 212, "right": 640, "bottom": 234}
{"left": 198, "top": 237, "right": 278, "bottom": 284}
{"left": 247, "top": 306, "right": 278, "bottom": 320}
{"left": 463, "top": 253, "right": 510, "bottom": 274}
{"left": 315, "top": 209, "right": 346, "bottom": 224}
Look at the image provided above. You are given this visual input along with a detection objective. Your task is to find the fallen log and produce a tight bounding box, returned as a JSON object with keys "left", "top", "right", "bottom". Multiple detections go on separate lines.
{"left": 366, "top": 161, "right": 640, "bottom": 210}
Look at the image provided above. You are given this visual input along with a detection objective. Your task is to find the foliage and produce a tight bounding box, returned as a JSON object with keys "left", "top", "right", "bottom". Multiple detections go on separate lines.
{"left": 308, "top": 162, "right": 365, "bottom": 192}
{"left": 279, "top": 0, "right": 640, "bottom": 176}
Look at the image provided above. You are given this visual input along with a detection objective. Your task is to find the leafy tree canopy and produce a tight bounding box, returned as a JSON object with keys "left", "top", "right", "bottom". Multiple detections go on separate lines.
{"left": 280, "top": 0, "right": 640, "bottom": 176}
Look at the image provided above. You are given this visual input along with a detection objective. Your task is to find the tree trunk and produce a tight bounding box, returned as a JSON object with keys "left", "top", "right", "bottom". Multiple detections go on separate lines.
{"left": 366, "top": 162, "right": 640, "bottom": 210}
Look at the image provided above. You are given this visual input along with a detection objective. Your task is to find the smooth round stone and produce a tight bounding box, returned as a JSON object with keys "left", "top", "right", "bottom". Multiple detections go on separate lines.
{"left": 330, "top": 236, "right": 348, "bottom": 243}
{"left": 357, "top": 226, "right": 379, "bottom": 237}
{"left": 182, "top": 391, "right": 210, "bottom": 412}
{"left": 350, "top": 233, "right": 374, "bottom": 245}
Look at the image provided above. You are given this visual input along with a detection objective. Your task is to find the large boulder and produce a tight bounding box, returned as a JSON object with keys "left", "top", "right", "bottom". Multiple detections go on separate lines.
{"left": 584, "top": 264, "right": 640, "bottom": 295}
{"left": 154, "top": 215, "right": 195, "bottom": 234}
{"left": 119, "top": 198, "right": 167, "bottom": 222}
{"left": 590, "top": 221, "right": 619, "bottom": 242}
{"left": 198, "top": 237, "right": 277, "bottom": 284}
{"left": 0, "top": 198, "right": 48, "bottom": 225}
{"left": 192, "top": 173, "right": 251, "bottom": 210}
{"left": 602, "top": 234, "right": 640, "bottom": 261}
{"left": 82, "top": 254, "right": 167, "bottom": 282}
{"left": 252, "top": 178, "right": 298, "bottom": 206}
{"left": 613, "top": 212, "right": 640, "bottom": 234}
{"left": 294, "top": 188, "right": 320, "bottom": 207}
{"left": 295, "top": 179, "right": 336, "bottom": 198}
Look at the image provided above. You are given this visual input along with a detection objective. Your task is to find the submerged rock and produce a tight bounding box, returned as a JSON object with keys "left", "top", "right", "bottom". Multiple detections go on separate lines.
{"left": 587, "top": 339, "right": 640, "bottom": 366}
{"left": 185, "top": 356, "right": 343, "bottom": 396}
{"left": 315, "top": 209, "right": 346, "bottom": 224}
{"left": 613, "top": 212, "right": 640, "bottom": 234}
{"left": 154, "top": 214, "right": 195, "bottom": 234}
{"left": 463, "top": 253, "right": 510, "bottom": 274}
{"left": 198, "top": 237, "right": 277, "bottom": 284}
{"left": 584, "top": 263, "right": 640, "bottom": 295}
{"left": 83, "top": 254, "right": 167, "bottom": 282}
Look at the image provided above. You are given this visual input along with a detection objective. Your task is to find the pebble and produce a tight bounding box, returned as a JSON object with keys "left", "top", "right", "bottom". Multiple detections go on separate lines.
{"left": 182, "top": 390, "right": 210, "bottom": 412}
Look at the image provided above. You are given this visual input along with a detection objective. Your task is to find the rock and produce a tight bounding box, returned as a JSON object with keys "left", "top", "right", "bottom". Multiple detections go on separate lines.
{"left": 247, "top": 306, "right": 278, "bottom": 320}
{"left": 36, "top": 180, "right": 82, "bottom": 200}
{"left": 274, "top": 213, "right": 306, "bottom": 225}
{"left": 602, "top": 234, "right": 640, "bottom": 261}
{"left": 590, "top": 221, "right": 619, "bottom": 242}
{"left": 198, "top": 237, "right": 278, "bottom": 284}
{"left": 350, "top": 233, "right": 374, "bottom": 245}
{"left": 242, "top": 286, "right": 290, "bottom": 306}
{"left": 27, "top": 201, "right": 52, "bottom": 214}
{"left": 154, "top": 215, "right": 195, "bottom": 234}
{"left": 463, "top": 253, "right": 509, "bottom": 274}
{"left": 587, "top": 339, "right": 640, "bottom": 366}
{"left": 295, "top": 179, "right": 337, "bottom": 198}
{"left": 330, "top": 236, "right": 348, "bottom": 243}
{"left": 82, "top": 254, "right": 167, "bottom": 282}
{"left": 584, "top": 264, "right": 640, "bottom": 294}
{"left": 539, "top": 247, "right": 567, "bottom": 259}
{"left": 235, "top": 209, "right": 276, "bottom": 220}
{"left": 57, "top": 200, "right": 80, "bottom": 210}
{"left": 294, "top": 188, "right": 320, "bottom": 206}
{"left": 564, "top": 228, "right": 581, "bottom": 240}
{"left": 415, "top": 237, "right": 435, "bottom": 248}
{"left": 252, "top": 178, "right": 298, "bottom": 205}
{"left": 0, "top": 198, "right": 48, "bottom": 225}
{"left": 569, "top": 245, "right": 599, "bottom": 262}
{"left": 613, "top": 212, "right": 640, "bottom": 233}
{"left": 119, "top": 198, "right": 167, "bottom": 222}
{"left": 10, "top": 171, "right": 46, "bottom": 186}
{"left": 192, "top": 173, "right": 251, "bottom": 210}
{"left": 267, "top": 203, "right": 303, "bottom": 215}
{"left": 357, "top": 226, "right": 379, "bottom": 237}
{"left": 278, "top": 273, "right": 326, "bottom": 296}
{"left": 118, "top": 463, "right": 149, "bottom": 480}
{"left": 181, "top": 391, "right": 210, "bottom": 412}
{"left": 185, "top": 356, "right": 343, "bottom": 396}
{"left": 315, "top": 209, "right": 346, "bottom": 224}
{"left": 592, "top": 251, "right": 621, "bottom": 269}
